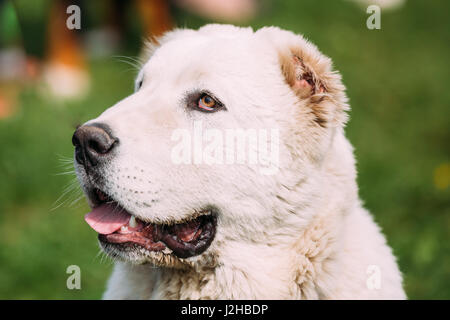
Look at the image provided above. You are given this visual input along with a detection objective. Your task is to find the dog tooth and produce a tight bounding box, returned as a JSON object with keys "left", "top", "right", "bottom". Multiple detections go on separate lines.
{"left": 129, "top": 215, "right": 137, "bottom": 228}
{"left": 121, "top": 226, "right": 128, "bottom": 232}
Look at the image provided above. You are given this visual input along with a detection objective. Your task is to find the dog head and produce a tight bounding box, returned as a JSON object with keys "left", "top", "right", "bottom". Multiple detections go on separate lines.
{"left": 73, "top": 24, "right": 349, "bottom": 269}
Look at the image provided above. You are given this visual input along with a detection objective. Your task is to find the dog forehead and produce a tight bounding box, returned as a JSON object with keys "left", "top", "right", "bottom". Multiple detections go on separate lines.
{"left": 142, "top": 29, "right": 275, "bottom": 81}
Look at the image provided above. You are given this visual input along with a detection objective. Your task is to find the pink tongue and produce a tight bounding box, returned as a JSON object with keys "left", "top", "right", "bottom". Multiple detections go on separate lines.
{"left": 84, "top": 204, "right": 131, "bottom": 235}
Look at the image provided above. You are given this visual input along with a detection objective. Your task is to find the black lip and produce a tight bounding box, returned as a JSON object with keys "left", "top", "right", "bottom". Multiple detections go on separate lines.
{"left": 88, "top": 187, "right": 112, "bottom": 208}
{"left": 160, "top": 214, "right": 217, "bottom": 259}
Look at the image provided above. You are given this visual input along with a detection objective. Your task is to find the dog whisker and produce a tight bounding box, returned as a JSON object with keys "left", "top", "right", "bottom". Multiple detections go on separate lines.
{"left": 51, "top": 178, "right": 83, "bottom": 211}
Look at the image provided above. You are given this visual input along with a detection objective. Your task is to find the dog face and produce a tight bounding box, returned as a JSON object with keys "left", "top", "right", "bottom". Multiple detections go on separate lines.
{"left": 73, "top": 25, "right": 348, "bottom": 268}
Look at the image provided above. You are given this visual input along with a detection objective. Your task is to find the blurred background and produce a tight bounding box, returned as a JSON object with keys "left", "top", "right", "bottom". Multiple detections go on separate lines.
{"left": 0, "top": 0, "right": 448, "bottom": 299}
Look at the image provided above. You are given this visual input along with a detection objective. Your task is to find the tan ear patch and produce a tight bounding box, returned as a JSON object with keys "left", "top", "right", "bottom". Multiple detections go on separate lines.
{"left": 280, "top": 52, "right": 326, "bottom": 98}
{"left": 279, "top": 47, "right": 348, "bottom": 128}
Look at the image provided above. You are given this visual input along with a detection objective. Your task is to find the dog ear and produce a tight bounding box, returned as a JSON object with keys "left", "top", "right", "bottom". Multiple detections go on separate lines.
{"left": 278, "top": 45, "right": 349, "bottom": 128}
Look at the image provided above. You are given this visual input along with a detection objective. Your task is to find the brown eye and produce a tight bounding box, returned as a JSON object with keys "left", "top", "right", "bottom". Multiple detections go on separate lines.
{"left": 198, "top": 94, "right": 217, "bottom": 111}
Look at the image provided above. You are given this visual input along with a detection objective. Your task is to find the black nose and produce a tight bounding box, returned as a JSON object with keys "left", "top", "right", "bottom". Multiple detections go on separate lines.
{"left": 72, "top": 123, "right": 118, "bottom": 167}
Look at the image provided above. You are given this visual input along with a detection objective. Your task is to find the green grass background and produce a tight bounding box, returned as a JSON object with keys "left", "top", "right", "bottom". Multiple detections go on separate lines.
{"left": 0, "top": 0, "right": 448, "bottom": 299}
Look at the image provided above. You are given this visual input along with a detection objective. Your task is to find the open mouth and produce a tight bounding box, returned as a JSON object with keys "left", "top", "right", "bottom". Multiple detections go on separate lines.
{"left": 85, "top": 189, "right": 217, "bottom": 259}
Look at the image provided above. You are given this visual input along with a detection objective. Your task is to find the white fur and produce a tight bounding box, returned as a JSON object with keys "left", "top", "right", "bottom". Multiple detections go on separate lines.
{"left": 76, "top": 24, "right": 406, "bottom": 299}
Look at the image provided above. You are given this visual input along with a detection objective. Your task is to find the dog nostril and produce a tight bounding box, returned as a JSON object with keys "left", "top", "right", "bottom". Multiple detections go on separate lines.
{"left": 88, "top": 138, "right": 108, "bottom": 154}
{"left": 88, "top": 140, "right": 99, "bottom": 153}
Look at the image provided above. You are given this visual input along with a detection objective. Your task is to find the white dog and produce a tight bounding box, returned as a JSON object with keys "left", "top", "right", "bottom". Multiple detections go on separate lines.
{"left": 73, "top": 24, "right": 406, "bottom": 299}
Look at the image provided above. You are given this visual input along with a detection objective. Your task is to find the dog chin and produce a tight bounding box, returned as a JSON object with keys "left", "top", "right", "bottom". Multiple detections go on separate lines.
{"left": 98, "top": 240, "right": 194, "bottom": 268}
